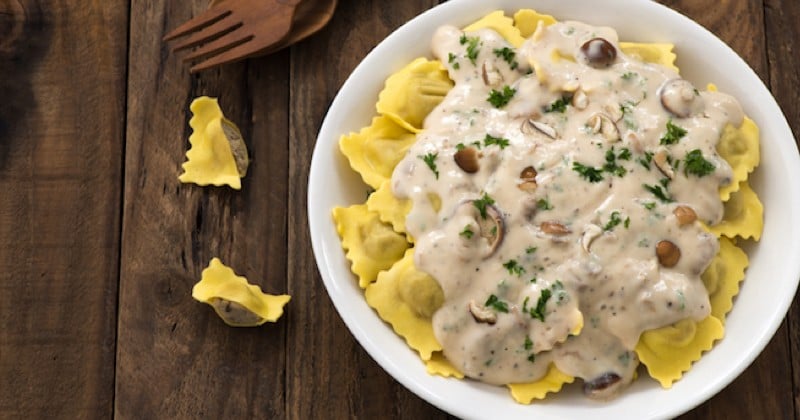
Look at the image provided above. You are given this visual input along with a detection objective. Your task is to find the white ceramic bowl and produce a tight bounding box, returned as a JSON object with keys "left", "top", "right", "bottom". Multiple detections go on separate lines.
{"left": 307, "top": 1, "right": 800, "bottom": 418}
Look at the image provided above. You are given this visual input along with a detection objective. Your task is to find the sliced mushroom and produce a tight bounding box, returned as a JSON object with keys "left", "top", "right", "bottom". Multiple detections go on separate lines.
{"left": 518, "top": 166, "right": 538, "bottom": 192}
{"left": 587, "top": 113, "right": 620, "bottom": 142}
{"left": 656, "top": 240, "right": 681, "bottom": 267}
{"left": 604, "top": 103, "right": 623, "bottom": 122}
{"left": 540, "top": 221, "right": 571, "bottom": 236}
{"left": 653, "top": 149, "right": 674, "bottom": 179}
{"left": 579, "top": 38, "right": 617, "bottom": 68}
{"left": 221, "top": 119, "right": 250, "bottom": 177}
{"left": 521, "top": 119, "right": 558, "bottom": 139}
{"left": 583, "top": 372, "right": 623, "bottom": 400}
{"left": 673, "top": 205, "right": 697, "bottom": 226}
{"left": 454, "top": 146, "right": 480, "bottom": 173}
{"left": 210, "top": 298, "right": 264, "bottom": 325}
{"left": 571, "top": 89, "right": 588, "bottom": 110}
{"left": 482, "top": 60, "right": 503, "bottom": 87}
{"left": 468, "top": 300, "right": 497, "bottom": 324}
{"left": 659, "top": 78, "right": 705, "bottom": 118}
{"left": 625, "top": 131, "right": 643, "bottom": 153}
{"left": 459, "top": 201, "right": 504, "bottom": 257}
{"left": 581, "top": 224, "right": 603, "bottom": 253}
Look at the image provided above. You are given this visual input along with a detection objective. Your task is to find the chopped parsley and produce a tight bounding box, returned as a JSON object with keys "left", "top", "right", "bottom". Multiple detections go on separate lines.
{"left": 642, "top": 201, "right": 656, "bottom": 210}
{"left": 573, "top": 161, "right": 604, "bottom": 183}
{"left": 643, "top": 182, "right": 673, "bottom": 202}
{"left": 529, "top": 289, "right": 552, "bottom": 322}
{"left": 472, "top": 193, "right": 495, "bottom": 219}
{"left": 620, "top": 101, "right": 638, "bottom": 130}
{"left": 624, "top": 216, "right": 631, "bottom": 229}
{"left": 660, "top": 119, "right": 688, "bottom": 145}
{"left": 617, "top": 147, "right": 632, "bottom": 160}
{"left": 526, "top": 246, "right": 538, "bottom": 254}
{"left": 485, "top": 294, "right": 509, "bottom": 313}
{"left": 447, "top": 52, "right": 460, "bottom": 70}
{"left": 459, "top": 34, "right": 481, "bottom": 65}
{"left": 683, "top": 149, "right": 715, "bottom": 177}
{"left": 536, "top": 197, "right": 553, "bottom": 210}
{"left": 603, "top": 147, "right": 627, "bottom": 177}
{"left": 459, "top": 225, "right": 474, "bottom": 239}
{"left": 527, "top": 354, "right": 536, "bottom": 363}
{"left": 493, "top": 47, "right": 518, "bottom": 69}
{"left": 524, "top": 335, "right": 533, "bottom": 350}
{"left": 483, "top": 134, "right": 510, "bottom": 149}
{"left": 455, "top": 142, "right": 466, "bottom": 151}
{"left": 603, "top": 211, "right": 623, "bottom": 231}
{"left": 638, "top": 151, "right": 654, "bottom": 169}
{"left": 503, "top": 259, "right": 525, "bottom": 276}
{"left": 487, "top": 85, "right": 516, "bottom": 108}
{"left": 544, "top": 94, "right": 573, "bottom": 113}
{"left": 418, "top": 152, "right": 439, "bottom": 179}
{"left": 621, "top": 71, "right": 638, "bottom": 80}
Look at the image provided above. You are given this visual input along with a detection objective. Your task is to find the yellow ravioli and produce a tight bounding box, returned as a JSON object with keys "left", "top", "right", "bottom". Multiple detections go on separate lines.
{"left": 366, "top": 181, "right": 414, "bottom": 241}
{"left": 507, "top": 365, "right": 575, "bottom": 404}
{"left": 708, "top": 181, "right": 764, "bottom": 240}
{"left": 425, "top": 352, "right": 465, "bottom": 379}
{"left": 192, "top": 258, "right": 290, "bottom": 326}
{"left": 702, "top": 237, "right": 748, "bottom": 322}
{"left": 365, "top": 249, "right": 444, "bottom": 360}
{"left": 339, "top": 116, "right": 417, "bottom": 190}
{"left": 717, "top": 117, "right": 760, "bottom": 201}
{"left": 463, "top": 10, "right": 526, "bottom": 47}
{"left": 619, "top": 42, "right": 679, "bottom": 73}
{"left": 513, "top": 9, "right": 557, "bottom": 38}
{"left": 376, "top": 58, "right": 454, "bottom": 133}
{"left": 179, "top": 96, "right": 248, "bottom": 190}
{"left": 332, "top": 204, "right": 409, "bottom": 289}
{"left": 635, "top": 316, "right": 724, "bottom": 388}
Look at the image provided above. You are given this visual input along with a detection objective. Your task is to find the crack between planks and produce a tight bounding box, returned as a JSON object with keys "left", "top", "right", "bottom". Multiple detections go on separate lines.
{"left": 111, "top": 0, "right": 134, "bottom": 418}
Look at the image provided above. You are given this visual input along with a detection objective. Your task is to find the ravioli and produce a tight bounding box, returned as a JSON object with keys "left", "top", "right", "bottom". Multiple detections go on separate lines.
{"left": 339, "top": 116, "right": 417, "bottom": 190}
{"left": 179, "top": 96, "right": 249, "bottom": 189}
{"left": 463, "top": 10, "right": 526, "bottom": 47}
{"left": 708, "top": 181, "right": 763, "bottom": 240}
{"left": 702, "top": 236, "right": 749, "bottom": 322}
{"left": 426, "top": 352, "right": 465, "bottom": 378}
{"left": 366, "top": 181, "right": 414, "bottom": 241}
{"left": 513, "top": 9, "right": 556, "bottom": 38}
{"left": 376, "top": 58, "right": 453, "bottom": 133}
{"left": 192, "top": 258, "right": 290, "bottom": 326}
{"left": 507, "top": 365, "right": 575, "bottom": 404}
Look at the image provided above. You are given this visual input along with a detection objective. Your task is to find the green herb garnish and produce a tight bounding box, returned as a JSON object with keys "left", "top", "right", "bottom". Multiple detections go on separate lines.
{"left": 530, "top": 289, "right": 552, "bottom": 322}
{"left": 660, "top": 119, "right": 687, "bottom": 145}
{"left": 472, "top": 193, "right": 495, "bottom": 219}
{"left": 460, "top": 35, "right": 481, "bottom": 64}
{"left": 524, "top": 335, "right": 533, "bottom": 350}
{"left": 487, "top": 85, "right": 516, "bottom": 108}
{"left": 642, "top": 201, "right": 656, "bottom": 210}
{"left": 643, "top": 183, "right": 673, "bottom": 202}
{"left": 603, "top": 147, "right": 627, "bottom": 177}
{"left": 544, "top": 95, "right": 573, "bottom": 113}
{"left": 485, "top": 294, "right": 509, "bottom": 313}
{"left": 603, "top": 211, "right": 623, "bottom": 231}
{"left": 573, "top": 161, "right": 604, "bottom": 183}
{"left": 483, "top": 134, "right": 510, "bottom": 149}
{"left": 536, "top": 198, "right": 553, "bottom": 210}
{"left": 459, "top": 225, "right": 474, "bottom": 239}
{"left": 526, "top": 246, "right": 537, "bottom": 254}
{"left": 683, "top": 149, "right": 715, "bottom": 177}
{"left": 503, "top": 259, "right": 525, "bottom": 276}
{"left": 448, "top": 52, "right": 460, "bottom": 70}
{"left": 419, "top": 152, "right": 439, "bottom": 179}
{"left": 638, "top": 151, "right": 654, "bottom": 169}
{"left": 493, "top": 47, "right": 518, "bottom": 69}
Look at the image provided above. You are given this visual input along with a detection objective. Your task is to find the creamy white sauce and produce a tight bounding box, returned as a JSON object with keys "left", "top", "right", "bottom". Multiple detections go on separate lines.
{"left": 391, "top": 20, "right": 742, "bottom": 398}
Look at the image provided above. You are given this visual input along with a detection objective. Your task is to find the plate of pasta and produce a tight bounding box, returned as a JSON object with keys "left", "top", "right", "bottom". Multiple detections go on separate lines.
{"left": 307, "top": 0, "right": 800, "bottom": 418}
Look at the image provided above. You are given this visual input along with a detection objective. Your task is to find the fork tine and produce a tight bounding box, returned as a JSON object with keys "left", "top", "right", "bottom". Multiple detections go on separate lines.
{"left": 182, "top": 31, "right": 253, "bottom": 62}
{"left": 170, "top": 18, "right": 242, "bottom": 52}
{"left": 189, "top": 38, "right": 268, "bottom": 73}
{"left": 162, "top": 7, "right": 231, "bottom": 42}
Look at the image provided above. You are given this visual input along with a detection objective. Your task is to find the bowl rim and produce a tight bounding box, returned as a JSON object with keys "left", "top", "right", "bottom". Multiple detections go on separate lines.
{"left": 308, "top": 1, "right": 800, "bottom": 418}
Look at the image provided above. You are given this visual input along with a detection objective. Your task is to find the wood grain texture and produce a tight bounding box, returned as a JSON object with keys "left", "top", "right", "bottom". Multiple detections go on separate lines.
{"left": 116, "top": 0, "right": 289, "bottom": 418}
{"left": 0, "top": 0, "right": 127, "bottom": 418}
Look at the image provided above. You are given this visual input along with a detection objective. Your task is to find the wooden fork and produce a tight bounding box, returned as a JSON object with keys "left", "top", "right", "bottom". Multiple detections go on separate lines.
{"left": 163, "top": 0, "right": 302, "bottom": 73}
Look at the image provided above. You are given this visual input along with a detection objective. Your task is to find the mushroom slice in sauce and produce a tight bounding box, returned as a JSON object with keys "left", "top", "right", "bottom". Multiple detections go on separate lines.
{"left": 579, "top": 37, "right": 617, "bottom": 68}
{"left": 482, "top": 60, "right": 503, "bottom": 87}
{"left": 458, "top": 201, "right": 505, "bottom": 257}
{"left": 583, "top": 372, "right": 623, "bottom": 400}
{"left": 518, "top": 166, "right": 538, "bottom": 192}
{"left": 587, "top": 113, "right": 620, "bottom": 141}
{"left": 454, "top": 146, "right": 480, "bottom": 173}
{"left": 659, "top": 78, "right": 705, "bottom": 118}
{"left": 521, "top": 119, "right": 558, "bottom": 139}
{"left": 468, "top": 300, "right": 497, "bottom": 324}
{"left": 581, "top": 224, "right": 603, "bottom": 253}
{"left": 653, "top": 149, "right": 674, "bottom": 179}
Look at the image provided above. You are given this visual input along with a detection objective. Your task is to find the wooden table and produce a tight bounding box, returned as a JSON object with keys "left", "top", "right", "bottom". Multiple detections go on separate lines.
{"left": 1, "top": 0, "right": 798, "bottom": 418}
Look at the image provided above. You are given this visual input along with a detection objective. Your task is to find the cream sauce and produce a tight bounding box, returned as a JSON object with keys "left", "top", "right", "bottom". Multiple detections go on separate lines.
{"left": 390, "top": 20, "right": 741, "bottom": 397}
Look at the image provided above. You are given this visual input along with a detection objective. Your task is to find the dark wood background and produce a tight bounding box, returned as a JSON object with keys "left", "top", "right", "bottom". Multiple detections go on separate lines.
{"left": 0, "top": 0, "right": 797, "bottom": 418}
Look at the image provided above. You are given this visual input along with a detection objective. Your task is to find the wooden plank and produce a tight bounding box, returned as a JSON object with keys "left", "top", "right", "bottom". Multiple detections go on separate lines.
{"left": 0, "top": 1, "right": 127, "bottom": 418}
{"left": 115, "top": 0, "right": 290, "bottom": 418}
{"left": 285, "top": 0, "right": 452, "bottom": 418}
{"left": 763, "top": 0, "right": 800, "bottom": 418}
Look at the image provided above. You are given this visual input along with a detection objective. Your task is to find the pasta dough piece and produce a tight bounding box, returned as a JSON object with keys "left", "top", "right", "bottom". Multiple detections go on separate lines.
{"left": 333, "top": 204, "right": 409, "bottom": 288}
{"left": 179, "top": 96, "right": 249, "bottom": 190}
{"left": 702, "top": 237, "right": 748, "bottom": 322}
{"left": 425, "top": 352, "right": 465, "bottom": 378}
{"left": 507, "top": 365, "right": 575, "bottom": 404}
{"left": 635, "top": 316, "right": 724, "bottom": 388}
{"left": 339, "top": 116, "right": 417, "bottom": 190}
{"left": 192, "top": 258, "right": 290, "bottom": 326}
{"left": 619, "top": 42, "right": 679, "bottom": 73}
{"left": 463, "top": 10, "right": 526, "bottom": 47}
{"left": 513, "top": 9, "right": 556, "bottom": 38}
{"left": 365, "top": 249, "right": 443, "bottom": 360}
{"left": 376, "top": 58, "right": 454, "bottom": 133}
{"left": 708, "top": 181, "right": 763, "bottom": 240}
{"left": 366, "top": 181, "right": 414, "bottom": 241}
{"left": 717, "top": 117, "right": 760, "bottom": 201}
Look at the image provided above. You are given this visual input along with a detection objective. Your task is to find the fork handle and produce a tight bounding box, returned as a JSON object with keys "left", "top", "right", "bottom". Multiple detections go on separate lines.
{"left": 276, "top": 0, "right": 303, "bottom": 6}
